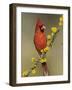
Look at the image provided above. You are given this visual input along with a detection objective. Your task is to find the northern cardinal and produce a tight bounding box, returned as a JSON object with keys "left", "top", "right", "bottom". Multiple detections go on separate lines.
{"left": 34, "top": 19, "right": 48, "bottom": 76}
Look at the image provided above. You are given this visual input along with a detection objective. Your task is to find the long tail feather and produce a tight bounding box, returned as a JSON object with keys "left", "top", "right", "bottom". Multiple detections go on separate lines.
{"left": 42, "top": 62, "right": 48, "bottom": 76}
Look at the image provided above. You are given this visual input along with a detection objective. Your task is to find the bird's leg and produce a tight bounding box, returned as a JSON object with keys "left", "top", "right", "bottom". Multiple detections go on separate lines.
{"left": 40, "top": 52, "right": 46, "bottom": 58}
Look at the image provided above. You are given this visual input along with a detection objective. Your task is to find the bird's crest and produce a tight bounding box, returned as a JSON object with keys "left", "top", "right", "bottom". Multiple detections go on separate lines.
{"left": 35, "top": 19, "right": 44, "bottom": 32}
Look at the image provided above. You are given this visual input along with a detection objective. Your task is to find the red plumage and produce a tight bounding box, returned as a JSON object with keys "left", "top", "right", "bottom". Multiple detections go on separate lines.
{"left": 34, "top": 19, "right": 48, "bottom": 76}
{"left": 34, "top": 19, "right": 47, "bottom": 54}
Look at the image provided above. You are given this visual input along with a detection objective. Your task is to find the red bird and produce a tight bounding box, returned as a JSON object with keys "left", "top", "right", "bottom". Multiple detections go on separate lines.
{"left": 34, "top": 19, "right": 48, "bottom": 76}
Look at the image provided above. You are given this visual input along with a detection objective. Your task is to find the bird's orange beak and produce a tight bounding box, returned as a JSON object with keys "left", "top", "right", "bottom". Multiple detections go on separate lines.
{"left": 41, "top": 25, "right": 46, "bottom": 31}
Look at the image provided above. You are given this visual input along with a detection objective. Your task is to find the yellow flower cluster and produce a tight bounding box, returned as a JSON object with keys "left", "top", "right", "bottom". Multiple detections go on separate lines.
{"left": 59, "top": 16, "right": 63, "bottom": 22}
{"left": 32, "top": 69, "right": 36, "bottom": 74}
{"left": 41, "top": 46, "right": 50, "bottom": 53}
{"left": 59, "top": 16, "right": 63, "bottom": 26}
{"left": 41, "top": 49, "right": 43, "bottom": 53}
{"left": 47, "top": 34, "right": 51, "bottom": 40}
{"left": 40, "top": 58, "right": 47, "bottom": 63}
{"left": 23, "top": 70, "right": 28, "bottom": 76}
{"left": 51, "top": 32, "right": 54, "bottom": 36}
{"left": 51, "top": 27, "right": 57, "bottom": 33}
{"left": 44, "top": 47, "right": 49, "bottom": 52}
{"left": 32, "top": 57, "right": 35, "bottom": 62}
{"left": 59, "top": 22, "right": 62, "bottom": 26}
{"left": 34, "top": 64, "right": 37, "bottom": 67}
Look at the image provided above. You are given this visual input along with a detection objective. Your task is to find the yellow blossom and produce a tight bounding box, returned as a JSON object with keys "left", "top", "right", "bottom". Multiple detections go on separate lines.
{"left": 59, "top": 22, "right": 63, "bottom": 26}
{"left": 32, "top": 69, "right": 36, "bottom": 74}
{"left": 47, "top": 40, "right": 51, "bottom": 46}
{"left": 41, "top": 49, "right": 44, "bottom": 53}
{"left": 51, "top": 32, "right": 54, "bottom": 36}
{"left": 47, "top": 34, "right": 51, "bottom": 40}
{"left": 34, "top": 64, "right": 37, "bottom": 67}
{"left": 32, "top": 58, "right": 35, "bottom": 62}
{"left": 23, "top": 70, "right": 28, "bottom": 76}
{"left": 44, "top": 46, "right": 50, "bottom": 52}
{"left": 51, "top": 27, "right": 57, "bottom": 33}
{"left": 40, "top": 58, "right": 47, "bottom": 63}
{"left": 59, "top": 16, "right": 63, "bottom": 22}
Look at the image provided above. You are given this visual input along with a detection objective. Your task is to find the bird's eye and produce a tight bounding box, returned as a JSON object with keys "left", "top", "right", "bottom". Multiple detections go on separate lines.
{"left": 41, "top": 25, "right": 46, "bottom": 31}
